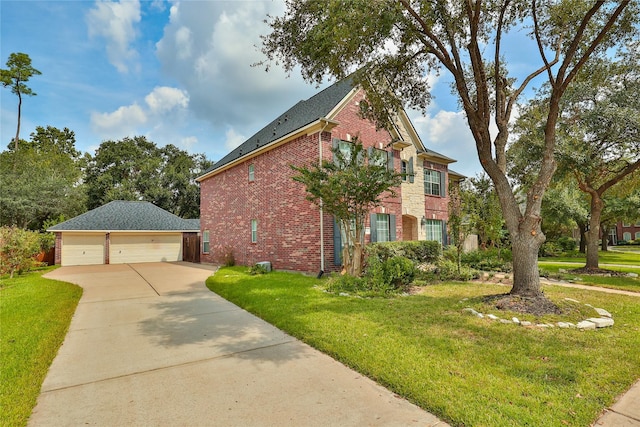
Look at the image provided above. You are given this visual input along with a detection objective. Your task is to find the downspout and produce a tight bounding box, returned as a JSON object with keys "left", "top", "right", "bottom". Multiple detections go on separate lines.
{"left": 318, "top": 118, "right": 330, "bottom": 274}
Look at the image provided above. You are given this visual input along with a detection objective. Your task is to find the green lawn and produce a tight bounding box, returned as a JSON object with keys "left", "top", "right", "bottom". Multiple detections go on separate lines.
{"left": 539, "top": 250, "right": 640, "bottom": 266}
{"left": 538, "top": 262, "right": 640, "bottom": 292}
{"left": 208, "top": 267, "right": 640, "bottom": 427}
{"left": 0, "top": 269, "right": 82, "bottom": 427}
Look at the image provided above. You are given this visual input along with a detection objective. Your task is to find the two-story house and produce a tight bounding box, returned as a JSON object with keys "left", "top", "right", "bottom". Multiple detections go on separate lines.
{"left": 197, "top": 77, "right": 458, "bottom": 273}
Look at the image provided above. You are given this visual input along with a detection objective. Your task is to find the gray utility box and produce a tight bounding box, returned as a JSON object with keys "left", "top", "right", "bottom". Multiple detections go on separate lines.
{"left": 256, "top": 261, "right": 272, "bottom": 272}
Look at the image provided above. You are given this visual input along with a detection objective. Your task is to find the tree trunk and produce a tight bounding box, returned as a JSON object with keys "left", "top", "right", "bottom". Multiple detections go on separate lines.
{"left": 600, "top": 222, "right": 609, "bottom": 252}
{"left": 15, "top": 91, "right": 22, "bottom": 151}
{"left": 510, "top": 232, "right": 545, "bottom": 298}
{"left": 584, "top": 194, "right": 603, "bottom": 270}
{"left": 578, "top": 222, "right": 587, "bottom": 253}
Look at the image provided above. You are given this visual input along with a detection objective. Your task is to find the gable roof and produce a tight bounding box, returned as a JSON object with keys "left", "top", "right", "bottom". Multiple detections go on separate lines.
{"left": 198, "top": 77, "right": 356, "bottom": 179}
{"left": 48, "top": 201, "right": 199, "bottom": 232}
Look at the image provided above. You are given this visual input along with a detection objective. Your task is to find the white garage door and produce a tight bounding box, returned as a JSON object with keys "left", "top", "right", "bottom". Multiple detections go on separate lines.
{"left": 61, "top": 234, "right": 106, "bottom": 266}
{"left": 109, "top": 233, "right": 182, "bottom": 264}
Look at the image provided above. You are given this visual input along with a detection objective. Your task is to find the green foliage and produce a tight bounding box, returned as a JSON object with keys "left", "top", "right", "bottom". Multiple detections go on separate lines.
{"left": 442, "top": 247, "right": 512, "bottom": 273}
{"left": 248, "top": 263, "right": 270, "bottom": 275}
{"left": 0, "top": 226, "right": 42, "bottom": 278}
{"left": 0, "top": 126, "right": 86, "bottom": 229}
{"left": 0, "top": 270, "right": 82, "bottom": 426}
{"left": 366, "top": 240, "right": 440, "bottom": 264}
{"left": 84, "top": 137, "right": 212, "bottom": 219}
{"left": 292, "top": 138, "right": 401, "bottom": 276}
{"left": 431, "top": 258, "right": 479, "bottom": 282}
{"left": 364, "top": 255, "right": 416, "bottom": 292}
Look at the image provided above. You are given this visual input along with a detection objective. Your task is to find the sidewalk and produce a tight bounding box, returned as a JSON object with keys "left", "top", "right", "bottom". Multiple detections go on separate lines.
{"left": 594, "top": 380, "right": 640, "bottom": 426}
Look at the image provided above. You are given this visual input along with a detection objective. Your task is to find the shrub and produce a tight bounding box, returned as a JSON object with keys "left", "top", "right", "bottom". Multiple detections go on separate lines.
{"left": 248, "top": 263, "right": 269, "bottom": 275}
{"left": 556, "top": 236, "right": 577, "bottom": 252}
{"left": 0, "top": 227, "right": 42, "bottom": 278}
{"left": 459, "top": 248, "right": 512, "bottom": 272}
{"left": 367, "top": 241, "right": 440, "bottom": 264}
{"left": 433, "top": 259, "right": 479, "bottom": 281}
{"left": 364, "top": 255, "right": 416, "bottom": 292}
{"left": 222, "top": 246, "right": 235, "bottom": 267}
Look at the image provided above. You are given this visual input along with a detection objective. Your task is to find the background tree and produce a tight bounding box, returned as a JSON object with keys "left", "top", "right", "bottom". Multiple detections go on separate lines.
{"left": 539, "top": 185, "right": 588, "bottom": 250}
{"left": 1, "top": 53, "right": 41, "bottom": 150}
{"left": 84, "top": 136, "right": 212, "bottom": 218}
{"left": 511, "top": 48, "right": 640, "bottom": 269}
{"left": 0, "top": 126, "right": 85, "bottom": 229}
{"left": 260, "top": 0, "right": 638, "bottom": 301}
{"left": 292, "top": 140, "right": 401, "bottom": 276}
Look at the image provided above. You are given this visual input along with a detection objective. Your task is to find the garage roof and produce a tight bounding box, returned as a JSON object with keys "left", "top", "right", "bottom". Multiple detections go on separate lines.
{"left": 48, "top": 201, "right": 199, "bottom": 232}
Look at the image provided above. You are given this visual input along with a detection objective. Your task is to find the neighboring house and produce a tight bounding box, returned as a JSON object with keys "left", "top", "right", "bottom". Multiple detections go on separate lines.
{"left": 48, "top": 200, "right": 200, "bottom": 266}
{"left": 197, "top": 77, "right": 457, "bottom": 273}
{"left": 608, "top": 219, "right": 640, "bottom": 245}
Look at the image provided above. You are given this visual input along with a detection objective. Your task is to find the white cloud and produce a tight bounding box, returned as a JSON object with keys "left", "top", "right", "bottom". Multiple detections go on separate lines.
{"left": 91, "top": 85, "right": 191, "bottom": 140}
{"left": 180, "top": 136, "right": 198, "bottom": 150}
{"left": 86, "top": 0, "right": 141, "bottom": 73}
{"left": 224, "top": 128, "right": 245, "bottom": 151}
{"left": 90, "top": 103, "right": 147, "bottom": 137}
{"left": 155, "top": 1, "right": 320, "bottom": 149}
{"left": 411, "top": 109, "right": 482, "bottom": 178}
{"left": 144, "top": 86, "right": 189, "bottom": 115}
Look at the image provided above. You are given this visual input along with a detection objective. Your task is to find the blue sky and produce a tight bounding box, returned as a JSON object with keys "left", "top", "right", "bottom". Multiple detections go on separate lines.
{"left": 1, "top": 0, "right": 545, "bottom": 178}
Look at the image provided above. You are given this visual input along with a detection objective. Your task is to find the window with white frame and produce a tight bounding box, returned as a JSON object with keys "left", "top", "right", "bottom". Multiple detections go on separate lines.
{"left": 636, "top": 219, "right": 640, "bottom": 226}
{"left": 636, "top": 231, "right": 640, "bottom": 240}
{"left": 248, "top": 164, "right": 255, "bottom": 181}
{"left": 424, "top": 169, "right": 441, "bottom": 196}
{"left": 375, "top": 214, "right": 391, "bottom": 242}
{"left": 251, "top": 219, "right": 257, "bottom": 243}
{"left": 622, "top": 221, "right": 631, "bottom": 227}
{"left": 425, "top": 219, "right": 443, "bottom": 244}
{"left": 401, "top": 160, "right": 408, "bottom": 181}
{"left": 203, "top": 230, "right": 210, "bottom": 253}
{"left": 623, "top": 232, "right": 632, "bottom": 241}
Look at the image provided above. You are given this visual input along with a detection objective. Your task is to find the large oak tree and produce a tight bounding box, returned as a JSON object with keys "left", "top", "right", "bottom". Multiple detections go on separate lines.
{"left": 260, "top": 0, "right": 638, "bottom": 299}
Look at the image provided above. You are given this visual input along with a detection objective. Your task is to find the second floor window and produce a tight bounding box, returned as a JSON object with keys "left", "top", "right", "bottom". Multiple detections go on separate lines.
{"left": 248, "top": 164, "right": 255, "bottom": 181}
{"left": 424, "top": 169, "right": 441, "bottom": 196}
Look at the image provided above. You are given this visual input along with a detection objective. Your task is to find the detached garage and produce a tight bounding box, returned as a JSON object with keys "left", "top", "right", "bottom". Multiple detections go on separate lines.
{"left": 48, "top": 201, "right": 199, "bottom": 266}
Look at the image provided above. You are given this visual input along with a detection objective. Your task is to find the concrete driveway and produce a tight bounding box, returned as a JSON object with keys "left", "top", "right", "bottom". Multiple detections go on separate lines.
{"left": 29, "top": 262, "right": 446, "bottom": 426}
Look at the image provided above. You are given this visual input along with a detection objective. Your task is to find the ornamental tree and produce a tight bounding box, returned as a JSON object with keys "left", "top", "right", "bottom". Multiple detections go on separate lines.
{"left": 292, "top": 139, "right": 402, "bottom": 276}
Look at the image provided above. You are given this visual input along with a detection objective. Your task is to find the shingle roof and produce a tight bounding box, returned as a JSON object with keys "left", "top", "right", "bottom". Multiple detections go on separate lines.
{"left": 201, "top": 77, "right": 356, "bottom": 176}
{"left": 48, "top": 201, "right": 199, "bottom": 232}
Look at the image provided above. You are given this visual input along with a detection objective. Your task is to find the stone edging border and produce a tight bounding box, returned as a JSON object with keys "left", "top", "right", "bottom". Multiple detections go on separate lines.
{"left": 463, "top": 297, "right": 614, "bottom": 330}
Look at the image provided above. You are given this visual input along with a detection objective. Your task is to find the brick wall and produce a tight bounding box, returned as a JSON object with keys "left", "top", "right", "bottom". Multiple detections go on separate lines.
{"left": 200, "top": 89, "right": 438, "bottom": 273}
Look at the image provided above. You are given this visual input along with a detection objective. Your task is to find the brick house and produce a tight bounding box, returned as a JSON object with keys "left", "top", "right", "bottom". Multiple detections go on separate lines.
{"left": 197, "top": 78, "right": 458, "bottom": 273}
{"left": 607, "top": 219, "right": 640, "bottom": 245}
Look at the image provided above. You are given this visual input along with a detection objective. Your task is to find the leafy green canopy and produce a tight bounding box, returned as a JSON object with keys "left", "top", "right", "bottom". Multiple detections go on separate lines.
{"left": 0, "top": 127, "right": 85, "bottom": 230}
{"left": 292, "top": 140, "right": 401, "bottom": 275}
{"left": 84, "top": 136, "right": 213, "bottom": 219}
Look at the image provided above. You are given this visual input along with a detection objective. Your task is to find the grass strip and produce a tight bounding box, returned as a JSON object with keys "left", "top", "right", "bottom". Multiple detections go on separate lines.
{"left": 0, "top": 270, "right": 82, "bottom": 427}
{"left": 538, "top": 262, "right": 640, "bottom": 292}
{"left": 207, "top": 267, "right": 640, "bottom": 427}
